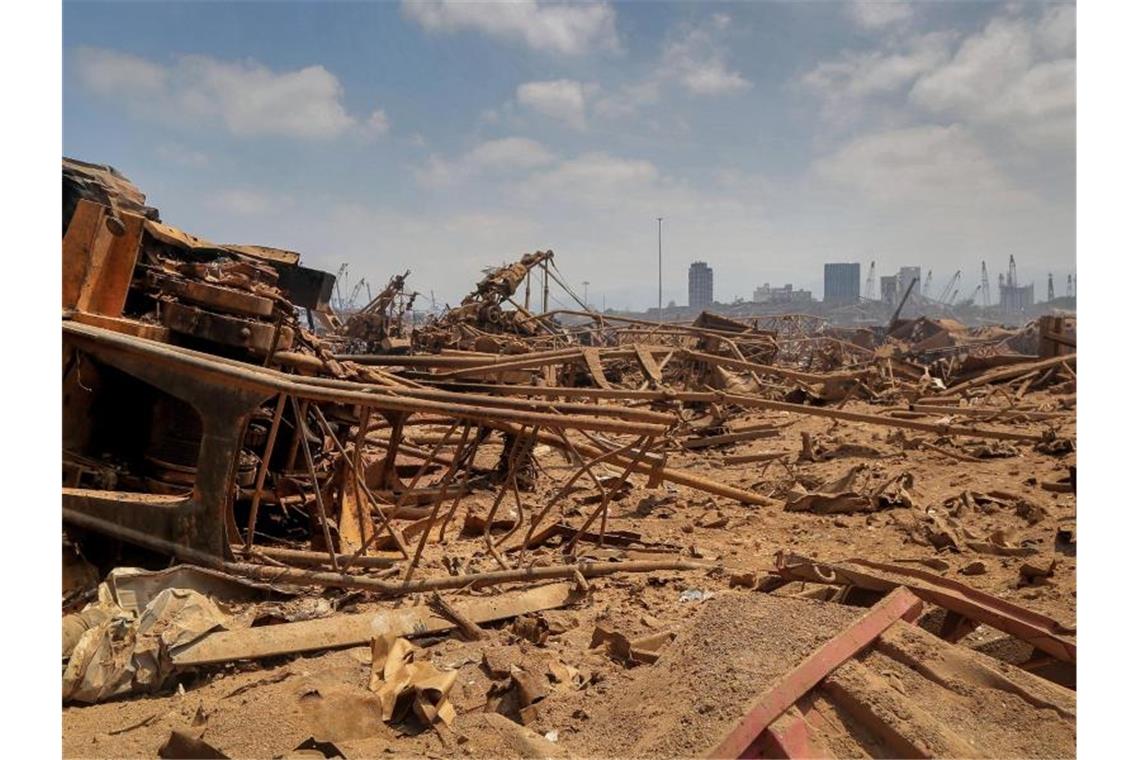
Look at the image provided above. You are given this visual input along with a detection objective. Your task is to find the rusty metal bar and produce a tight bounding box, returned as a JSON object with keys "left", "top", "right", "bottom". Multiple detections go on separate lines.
{"left": 64, "top": 507, "right": 710, "bottom": 594}
{"left": 404, "top": 422, "right": 473, "bottom": 582}
{"left": 291, "top": 395, "right": 340, "bottom": 571}
{"left": 243, "top": 392, "right": 287, "bottom": 553}
{"left": 310, "top": 405, "right": 410, "bottom": 559}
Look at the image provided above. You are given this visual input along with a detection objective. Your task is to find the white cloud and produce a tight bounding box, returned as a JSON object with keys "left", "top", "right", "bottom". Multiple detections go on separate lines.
{"left": 593, "top": 79, "right": 660, "bottom": 119}
{"left": 909, "top": 11, "right": 1075, "bottom": 148}
{"left": 401, "top": 0, "right": 619, "bottom": 55}
{"left": 208, "top": 188, "right": 283, "bottom": 216}
{"left": 661, "top": 14, "right": 751, "bottom": 95}
{"left": 415, "top": 137, "right": 557, "bottom": 187}
{"left": 802, "top": 5, "right": 1074, "bottom": 151}
{"left": 364, "top": 109, "right": 390, "bottom": 136}
{"left": 74, "top": 47, "right": 166, "bottom": 95}
{"left": 524, "top": 151, "right": 658, "bottom": 197}
{"left": 73, "top": 47, "right": 385, "bottom": 141}
{"left": 516, "top": 79, "right": 595, "bottom": 129}
{"left": 155, "top": 142, "right": 208, "bottom": 168}
{"left": 846, "top": 1, "right": 914, "bottom": 30}
{"left": 813, "top": 124, "right": 1024, "bottom": 206}
{"left": 801, "top": 32, "right": 954, "bottom": 108}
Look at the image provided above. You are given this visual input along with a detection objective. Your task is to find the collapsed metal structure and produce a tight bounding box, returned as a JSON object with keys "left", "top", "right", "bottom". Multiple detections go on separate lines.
{"left": 61, "top": 158, "right": 1078, "bottom": 756}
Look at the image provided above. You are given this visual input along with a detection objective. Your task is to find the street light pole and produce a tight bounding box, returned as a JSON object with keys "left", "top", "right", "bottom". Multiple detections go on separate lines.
{"left": 657, "top": 217, "right": 663, "bottom": 319}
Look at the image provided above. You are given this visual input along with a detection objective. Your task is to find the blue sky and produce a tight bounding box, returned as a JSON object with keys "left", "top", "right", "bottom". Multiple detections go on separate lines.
{"left": 63, "top": 1, "right": 1075, "bottom": 309}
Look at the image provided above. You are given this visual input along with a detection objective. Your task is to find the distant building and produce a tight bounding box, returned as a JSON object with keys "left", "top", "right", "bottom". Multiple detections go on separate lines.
{"left": 688, "top": 261, "right": 713, "bottom": 308}
{"left": 754, "top": 282, "right": 811, "bottom": 304}
{"left": 880, "top": 275, "right": 899, "bottom": 306}
{"left": 824, "top": 263, "right": 860, "bottom": 303}
{"left": 897, "top": 266, "right": 922, "bottom": 294}
{"left": 999, "top": 282, "right": 1035, "bottom": 311}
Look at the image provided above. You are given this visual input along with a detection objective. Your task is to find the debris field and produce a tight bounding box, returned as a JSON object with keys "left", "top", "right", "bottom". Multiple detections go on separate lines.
{"left": 61, "top": 158, "right": 1076, "bottom": 758}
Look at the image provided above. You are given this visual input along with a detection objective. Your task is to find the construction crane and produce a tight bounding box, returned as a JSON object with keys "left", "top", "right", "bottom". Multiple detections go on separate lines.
{"left": 937, "top": 270, "right": 961, "bottom": 304}
{"left": 922, "top": 270, "right": 933, "bottom": 298}
{"left": 980, "top": 261, "right": 991, "bottom": 307}
{"left": 1047, "top": 273, "right": 1055, "bottom": 301}
{"left": 960, "top": 284, "right": 982, "bottom": 306}
{"left": 347, "top": 277, "right": 368, "bottom": 310}
{"left": 864, "top": 260, "right": 876, "bottom": 300}
{"left": 332, "top": 263, "right": 350, "bottom": 309}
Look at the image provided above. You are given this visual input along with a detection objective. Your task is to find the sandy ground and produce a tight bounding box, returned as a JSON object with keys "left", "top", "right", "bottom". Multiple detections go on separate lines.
{"left": 62, "top": 390, "right": 1076, "bottom": 758}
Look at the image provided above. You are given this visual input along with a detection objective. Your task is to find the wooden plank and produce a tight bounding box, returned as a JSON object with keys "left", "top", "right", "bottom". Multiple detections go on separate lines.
{"left": 172, "top": 581, "right": 579, "bottom": 666}
{"left": 705, "top": 588, "right": 922, "bottom": 759}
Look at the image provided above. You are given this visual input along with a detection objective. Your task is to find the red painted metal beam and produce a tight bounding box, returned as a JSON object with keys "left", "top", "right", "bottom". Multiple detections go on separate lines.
{"left": 775, "top": 554, "right": 1076, "bottom": 664}
{"left": 705, "top": 587, "right": 922, "bottom": 758}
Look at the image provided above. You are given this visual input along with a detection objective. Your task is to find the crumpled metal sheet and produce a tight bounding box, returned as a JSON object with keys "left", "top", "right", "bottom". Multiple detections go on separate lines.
{"left": 369, "top": 634, "right": 458, "bottom": 727}
{"left": 62, "top": 587, "right": 229, "bottom": 704}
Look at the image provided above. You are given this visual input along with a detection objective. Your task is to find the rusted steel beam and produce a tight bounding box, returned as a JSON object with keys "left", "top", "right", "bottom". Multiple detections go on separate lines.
{"left": 774, "top": 554, "right": 1076, "bottom": 664}
{"left": 242, "top": 544, "right": 400, "bottom": 570}
{"left": 705, "top": 588, "right": 923, "bottom": 759}
{"left": 679, "top": 348, "right": 868, "bottom": 385}
{"left": 904, "top": 404, "right": 1067, "bottom": 421}
{"left": 683, "top": 429, "right": 781, "bottom": 450}
{"left": 243, "top": 392, "right": 287, "bottom": 553}
{"left": 63, "top": 508, "right": 709, "bottom": 594}
{"left": 433, "top": 346, "right": 669, "bottom": 380}
{"left": 581, "top": 347, "right": 612, "bottom": 389}
{"left": 441, "top": 382, "right": 1046, "bottom": 443}
{"left": 945, "top": 353, "right": 1076, "bottom": 393}
{"left": 63, "top": 322, "right": 668, "bottom": 436}
{"left": 490, "top": 422, "right": 777, "bottom": 506}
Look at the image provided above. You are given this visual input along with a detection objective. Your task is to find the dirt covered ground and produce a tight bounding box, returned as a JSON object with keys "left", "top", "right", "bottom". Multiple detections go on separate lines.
{"left": 62, "top": 390, "right": 1075, "bottom": 758}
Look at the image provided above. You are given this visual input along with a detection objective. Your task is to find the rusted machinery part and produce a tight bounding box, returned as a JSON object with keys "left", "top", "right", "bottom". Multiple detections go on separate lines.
{"left": 63, "top": 508, "right": 710, "bottom": 595}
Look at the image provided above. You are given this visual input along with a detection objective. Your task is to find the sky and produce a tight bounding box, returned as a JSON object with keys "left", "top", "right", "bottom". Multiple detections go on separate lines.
{"left": 62, "top": 0, "right": 1076, "bottom": 311}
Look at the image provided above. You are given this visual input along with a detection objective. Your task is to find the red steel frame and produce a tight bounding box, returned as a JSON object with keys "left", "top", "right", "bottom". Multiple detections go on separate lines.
{"left": 706, "top": 587, "right": 923, "bottom": 758}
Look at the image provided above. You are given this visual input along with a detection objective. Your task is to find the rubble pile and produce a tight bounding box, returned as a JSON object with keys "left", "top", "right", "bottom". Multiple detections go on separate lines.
{"left": 61, "top": 158, "right": 1077, "bottom": 758}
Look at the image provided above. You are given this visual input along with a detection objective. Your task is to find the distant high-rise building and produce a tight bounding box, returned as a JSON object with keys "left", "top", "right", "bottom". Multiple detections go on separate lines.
{"left": 688, "top": 261, "right": 713, "bottom": 308}
{"left": 897, "top": 266, "right": 922, "bottom": 294}
{"left": 880, "top": 275, "right": 899, "bottom": 306}
{"left": 823, "top": 263, "right": 861, "bottom": 303}
{"left": 999, "top": 282, "right": 1035, "bottom": 312}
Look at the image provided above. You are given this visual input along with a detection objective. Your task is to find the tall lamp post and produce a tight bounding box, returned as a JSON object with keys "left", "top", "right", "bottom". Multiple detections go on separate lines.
{"left": 656, "top": 217, "right": 663, "bottom": 319}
